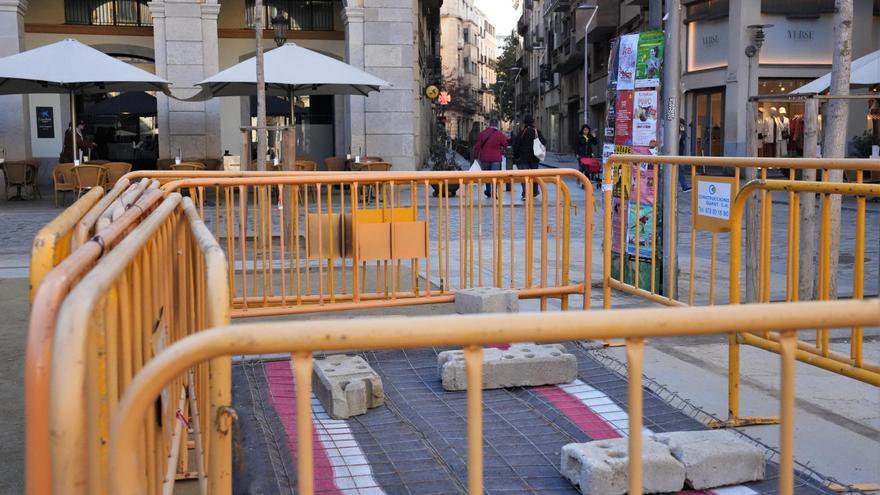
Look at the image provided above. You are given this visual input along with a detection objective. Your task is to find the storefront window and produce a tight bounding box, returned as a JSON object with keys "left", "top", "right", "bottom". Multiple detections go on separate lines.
{"left": 689, "top": 88, "right": 725, "bottom": 157}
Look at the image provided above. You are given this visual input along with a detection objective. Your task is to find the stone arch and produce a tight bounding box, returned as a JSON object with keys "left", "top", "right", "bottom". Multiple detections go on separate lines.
{"left": 89, "top": 43, "right": 156, "bottom": 62}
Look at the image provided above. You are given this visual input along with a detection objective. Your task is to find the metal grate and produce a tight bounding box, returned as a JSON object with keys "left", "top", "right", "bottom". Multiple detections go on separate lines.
{"left": 64, "top": 0, "right": 152, "bottom": 27}
{"left": 245, "top": 0, "right": 337, "bottom": 32}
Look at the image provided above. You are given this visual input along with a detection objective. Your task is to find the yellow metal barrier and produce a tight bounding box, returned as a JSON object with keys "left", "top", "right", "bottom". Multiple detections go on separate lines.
{"left": 25, "top": 187, "right": 165, "bottom": 495}
{"left": 726, "top": 179, "right": 880, "bottom": 425}
{"left": 47, "top": 194, "right": 230, "bottom": 495}
{"left": 602, "top": 155, "right": 880, "bottom": 309}
{"left": 29, "top": 187, "right": 104, "bottom": 302}
{"left": 161, "top": 169, "right": 593, "bottom": 318}
{"left": 88, "top": 299, "right": 880, "bottom": 495}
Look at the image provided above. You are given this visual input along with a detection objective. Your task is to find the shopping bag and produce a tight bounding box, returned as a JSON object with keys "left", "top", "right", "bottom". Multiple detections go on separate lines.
{"left": 533, "top": 137, "right": 546, "bottom": 162}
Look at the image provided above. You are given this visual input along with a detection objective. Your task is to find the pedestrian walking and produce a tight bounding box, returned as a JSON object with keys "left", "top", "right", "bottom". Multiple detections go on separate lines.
{"left": 678, "top": 119, "right": 691, "bottom": 192}
{"left": 512, "top": 115, "right": 546, "bottom": 199}
{"left": 474, "top": 118, "right": 510, "bottom": 197}
{"left": 576, "top": 124, "right": 600, "bottom": 186}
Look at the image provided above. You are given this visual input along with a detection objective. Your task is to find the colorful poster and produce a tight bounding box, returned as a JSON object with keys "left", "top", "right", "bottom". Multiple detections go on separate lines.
{"left": 635, "top": 31, "right": 665, "bottom": 88}
{"left": 602, "top": 143, "right": 615, "bottom": 164}
{"left": 626, "top": 201, "right": 655, "bottom": 258}
{"left": 614, "top": 90, "right": 634, "bottom": 146}
{"left": 616, "top": 34, "right": 639, "bottom": 91}
{"left": 632, "top": 90, "right": 658, "bottom": 147}
{"left": 607, "top": 38, "right": 620, "bottom": 90}
{"left": 630, "top": 164, "right": 656, "bottom": 204}
{"left": 611, "top": 197, "right": 627, "bottom": 254}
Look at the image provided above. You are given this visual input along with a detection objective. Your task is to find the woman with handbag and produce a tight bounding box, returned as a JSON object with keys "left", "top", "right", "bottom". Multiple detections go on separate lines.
{"left": 512, "top": 115, "right": 546, "bottom": 199}
{"left": 576, "top": 124, "right": 600, "bottom": 187}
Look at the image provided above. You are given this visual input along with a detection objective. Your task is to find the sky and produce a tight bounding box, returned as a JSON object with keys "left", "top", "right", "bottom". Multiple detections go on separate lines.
{"left": 475, "top": 0, "right": 518, "bottom": 41}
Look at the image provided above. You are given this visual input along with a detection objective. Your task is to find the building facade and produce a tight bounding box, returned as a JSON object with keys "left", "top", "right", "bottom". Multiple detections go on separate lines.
{"left": 516, "top": 0, "right": 880, "bottom": 157}
{"left": 440, "top": 0, "right": 496, "bottom": 141}
{"left": 0, "top": 0, "right": 442, "bottom": 177}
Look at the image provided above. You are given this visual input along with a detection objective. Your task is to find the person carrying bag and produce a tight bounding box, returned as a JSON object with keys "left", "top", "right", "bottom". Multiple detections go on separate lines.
{"left": 512, "top": 115, "right": 546, "bottom": 199}
{"left": 472, "top": 118, "right": 509, "bottom": 197}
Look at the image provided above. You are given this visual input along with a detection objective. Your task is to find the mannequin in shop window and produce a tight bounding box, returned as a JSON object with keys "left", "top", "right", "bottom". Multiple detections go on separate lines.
{"left": 762, "top": 107, "right": 777, "bottom": 157}
{"left": 777, "top": 107, "right": 790, "bottom": 157}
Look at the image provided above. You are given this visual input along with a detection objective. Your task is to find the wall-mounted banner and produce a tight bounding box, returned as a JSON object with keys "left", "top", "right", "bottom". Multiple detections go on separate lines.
{"left": 694, "top": 175, "right": 738, "bottom": 233}
{"left": 616, "top": 34, "right": 639, "bottom": 91}
{"left": 635, "top": 31, "right": 665, "bottom": 88}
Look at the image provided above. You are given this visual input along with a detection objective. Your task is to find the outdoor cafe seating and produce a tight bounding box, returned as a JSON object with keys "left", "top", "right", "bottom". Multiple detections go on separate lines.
{"left": 72, "top": 164, "right": 109, "bottom": 198}
{"left": 171, "top": 162, "right": 206, "bottom": 171}
{"left": 1, "top": 160, "right": 41, "bottom": 201}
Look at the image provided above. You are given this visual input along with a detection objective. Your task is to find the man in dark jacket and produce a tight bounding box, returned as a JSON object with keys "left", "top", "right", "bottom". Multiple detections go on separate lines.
{"left": 512, "top": 115, "right": 546, "bottom": 199}
{"left": 474, "top": 118, "right": 509, "bottom": 197}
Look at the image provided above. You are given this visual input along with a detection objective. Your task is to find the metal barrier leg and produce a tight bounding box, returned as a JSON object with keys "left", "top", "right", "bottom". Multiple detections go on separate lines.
{"left": 779, "top": 331, "right": 796, "bottom": 495}
{"left": 293, "top": 352, "right": 315, "bottom": 495}
{"left": 626, "top": 338, "right": 645, "bottom": 495}
{"left": 465, "top": 345, "right": 484, "bottom": 495}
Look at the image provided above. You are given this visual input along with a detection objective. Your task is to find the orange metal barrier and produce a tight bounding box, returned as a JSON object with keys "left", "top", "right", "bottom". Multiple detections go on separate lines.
{"left": 42, "top": 194, "right": 230, "bottom": 495}
{"left": 25, "top": 187, "right": 165, "bottom": 495}
{"left": 29, "top": 187, "right": 104, "bottom": 302}
{"left": 726, "top": 179, "right": 880, "bottom": 425}
{"left": 90, "top": 299, "right": 880, "bottom": 495}
{"left": 602, "top": 155, "right": 880, "bottom": 309}
{"left": 72, "top": 178, "right": 159, "bottom": 249}
{"left": 162, "top": 169, "right": 593, "bottom": 318}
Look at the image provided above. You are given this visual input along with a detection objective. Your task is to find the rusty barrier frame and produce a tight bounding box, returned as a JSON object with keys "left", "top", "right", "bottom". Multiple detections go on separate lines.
{"left": 72, "top": 178, "right": 161, "bottom": 250}
{"left": 92, "top": 299, "right": 880, "bottom": 495}
{"left": 602, "top": 154, "right": 880, "bottom": 310}
{"left": 726, "top": 179, "right": 880, "bottom": 426}
{"left": 160, "top": 169, "right": 593, "bottom": 318}
{"left": 29, "top": 187, "right": 104, "bottom": 302}
{"left": 46, "top": 194, "right": 230, "bottom": 495}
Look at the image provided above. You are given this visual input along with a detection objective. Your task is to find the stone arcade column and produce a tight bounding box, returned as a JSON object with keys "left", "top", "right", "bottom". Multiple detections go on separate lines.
{"left": 344, "top": 0, "right": 418, "bottom": 170}
{"left": 151, "top": 0, "right": 221, "bottom": 160}
{"left": 0, "top": 0, "right": 31, "bottom": 161}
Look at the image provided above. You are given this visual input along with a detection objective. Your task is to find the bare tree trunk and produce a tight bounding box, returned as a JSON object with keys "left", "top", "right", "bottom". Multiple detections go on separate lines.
{"left": 824, "top": 0, "right": 853, "bottom": 298}
{"left": 745, "top": 59, "right": 760, "bottom": 303}
{"left": 799, "top": 97, "right": 819, "bottom": 300}
{"left": 254, "top": 0, "right": 268, "bottom": 171}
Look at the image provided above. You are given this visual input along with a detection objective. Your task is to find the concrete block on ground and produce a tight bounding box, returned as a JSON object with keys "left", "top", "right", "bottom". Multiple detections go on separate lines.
{"left": 653, "top": 430, "right": 766, "bottom": 489}
{"left": 313, "top": 354, "right": 384, "bottom": 420}
{"left": 561, "top": 438, "right": 686, "bottom": 495}
{"left": 454, "top": 287, "right": 519, "bottom": 314}
{"left": 438, "top": 343, "right": 576, "bottom": 391}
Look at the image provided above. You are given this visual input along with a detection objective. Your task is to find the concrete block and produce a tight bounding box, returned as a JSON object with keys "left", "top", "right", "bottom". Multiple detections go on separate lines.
{"left": 652, "top": 430, "right": 765, "bottom": 489}
{"left": 438, "top": 343, "right": 576, "bottom": 391}
{"left": 454, "top": 287, "right": 519, "bottom": 315}
{"left": 561, "top": 438, "right": 686, "bottom": 495}
{"left": 313, "top": 354, "right": 384, "bottom": 420}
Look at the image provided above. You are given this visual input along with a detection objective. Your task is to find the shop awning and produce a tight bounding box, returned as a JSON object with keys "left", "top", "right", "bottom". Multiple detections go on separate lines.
{"left": 790, "top": 49, "right": 880, "bottom": 95}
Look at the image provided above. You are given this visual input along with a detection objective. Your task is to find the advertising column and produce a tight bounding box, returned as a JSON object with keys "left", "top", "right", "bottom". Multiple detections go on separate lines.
{"left": 604, "top": 31, "right": 665, "bottom": 292}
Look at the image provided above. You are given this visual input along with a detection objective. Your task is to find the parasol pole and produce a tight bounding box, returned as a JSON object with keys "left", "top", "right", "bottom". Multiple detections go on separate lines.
{"left": 69, "top": 89, "right": 79, "bottom": 165}
{"left": 289, "top": 86, "right": 297, "bottom": 165}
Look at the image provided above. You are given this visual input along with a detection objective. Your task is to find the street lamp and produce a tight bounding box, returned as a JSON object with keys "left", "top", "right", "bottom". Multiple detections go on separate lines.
{"left": 271, "top": 11, "right": 289, "bottom": 47}
{"left": 577, "top": 2, "right": 599, "bottom": 126}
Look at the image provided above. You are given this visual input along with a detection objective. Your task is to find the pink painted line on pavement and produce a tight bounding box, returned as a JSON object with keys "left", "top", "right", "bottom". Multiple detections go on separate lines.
{"left": 544, "top": 379, "right": 757, "bottom": 495}
{"left": 265, "top": 360, "right": 343, "bottom": 495}
{"left": 534, "top": 384, "right": 622, "bottom": 440}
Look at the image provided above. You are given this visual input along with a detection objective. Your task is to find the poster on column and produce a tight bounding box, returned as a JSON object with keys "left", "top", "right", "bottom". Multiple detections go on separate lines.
{"left": 611, "top": 197, "right": 627, "bottom": 254}
{"left": 614, "top": 90, "right": 634, "bottom": 146}
{"left": 626, "top": 201, "right": 655, "bottom": 258}
{"left": 616, "top": 34, "right": 639, "bottom": 91}
{"left": 630, "top": 163, "right": 656, "bottom": 204}
{"left": 632, "top": 90, "right": 659, "bottom": 147}
{"left": 635, "top": 31, "right": 665, "bottom": 88}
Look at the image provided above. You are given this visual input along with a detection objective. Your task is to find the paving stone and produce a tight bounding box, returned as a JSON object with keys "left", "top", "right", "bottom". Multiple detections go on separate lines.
{"left": 560, "top": 437, "right": 686, "bottom": 495}
{"left": 454, "top": 286, "right": 519, "bottom": 314}
{"left": 652, "top": 430, "right": 766, "bottom": 489}
{"left": 313, "top": 354, "right": 384, "bottom": 420}
{"left": 438, "top": 343, "right": 577, "bottom": 391}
